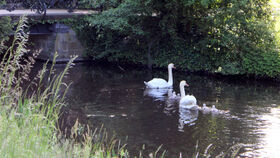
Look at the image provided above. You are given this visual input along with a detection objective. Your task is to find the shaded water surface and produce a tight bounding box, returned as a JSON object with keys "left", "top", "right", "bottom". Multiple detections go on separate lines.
{"left": 42, "top": 62, "right": 280, "bottom": 157}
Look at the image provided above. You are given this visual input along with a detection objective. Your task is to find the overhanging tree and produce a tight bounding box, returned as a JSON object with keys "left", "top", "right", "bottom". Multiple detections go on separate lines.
{"left": 77, "top": 0, "right": 280, "bottom": 77}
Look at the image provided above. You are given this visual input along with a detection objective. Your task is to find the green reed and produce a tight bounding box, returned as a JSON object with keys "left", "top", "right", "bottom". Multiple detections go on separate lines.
{"left": 0, "top": 16, "right": 131, "bottom": 158}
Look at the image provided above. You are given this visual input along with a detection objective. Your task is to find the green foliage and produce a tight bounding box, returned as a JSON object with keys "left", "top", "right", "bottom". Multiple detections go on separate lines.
{"left": 242, "top": 49, "right": 280, "bottom": 77}
{"left": 0, "top": 16, "right": 13, "bottom": 49}
{"left": 74, "top": 0, "right": 280, "bottom": 78}
{"left": 0, "top": 0, "right": 6, "bottom": 6}
{"left": 0, "top": 0, "right": 14, "bottom": 49}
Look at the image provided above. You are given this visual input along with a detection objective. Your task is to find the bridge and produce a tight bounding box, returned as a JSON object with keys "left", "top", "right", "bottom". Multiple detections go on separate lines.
{"left": 0, "top": 9, "right": 96, "bottom": 62}
{"left": 0, "top": 9, "right": 96, "bottom": 18}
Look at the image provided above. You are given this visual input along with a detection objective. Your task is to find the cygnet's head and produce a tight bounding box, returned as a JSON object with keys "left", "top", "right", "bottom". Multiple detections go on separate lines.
{"left": 168, "top": 63, "right": 175, "bottom": 69}
{"left": 180, "top": 80, "right": 189, "bottom": 87}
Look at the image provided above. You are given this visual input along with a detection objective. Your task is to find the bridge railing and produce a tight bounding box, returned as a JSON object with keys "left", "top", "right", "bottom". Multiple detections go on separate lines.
{"left": 1, "top": 0, "right": 78, "bottom": 14}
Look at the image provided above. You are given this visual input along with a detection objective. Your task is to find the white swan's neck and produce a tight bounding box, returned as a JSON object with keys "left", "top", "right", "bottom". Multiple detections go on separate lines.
{"left": 167, "top": 66, "right": 173, "bottom": 86}
{"left": 180, "top": 83, "right": 185, "bottom": 98}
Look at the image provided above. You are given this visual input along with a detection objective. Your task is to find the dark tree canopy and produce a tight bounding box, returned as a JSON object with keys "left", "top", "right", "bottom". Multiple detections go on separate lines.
{"left": 3, "top": 0, "right": 279, "bottom": 77}
{"left": 75, "top": 0, "right": 279, "bottom": 77}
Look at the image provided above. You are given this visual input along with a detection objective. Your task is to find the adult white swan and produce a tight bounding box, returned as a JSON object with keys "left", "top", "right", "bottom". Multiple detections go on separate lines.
{"left": 144, "top": 63, "right": 175, "bottom": 89}
{"left": 179, "top": 80, "right": 198, "bottom": 110}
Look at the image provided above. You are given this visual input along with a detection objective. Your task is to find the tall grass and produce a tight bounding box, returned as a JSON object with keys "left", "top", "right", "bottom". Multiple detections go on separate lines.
{"left": 0, "top": 16, "right": 131, "bottom": 158}
{"left": 0, "top": 15, "right": 168, "bottom": 158}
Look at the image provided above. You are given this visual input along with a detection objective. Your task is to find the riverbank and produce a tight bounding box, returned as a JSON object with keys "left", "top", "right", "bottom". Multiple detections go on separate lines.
{"left": 90, "top": 59, "right": 280, "bottom": 83}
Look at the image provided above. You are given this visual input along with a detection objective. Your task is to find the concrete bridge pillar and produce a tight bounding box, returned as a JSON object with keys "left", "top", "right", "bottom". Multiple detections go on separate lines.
{"left": 30, "top": 23, "right": 85, "bottom": 62}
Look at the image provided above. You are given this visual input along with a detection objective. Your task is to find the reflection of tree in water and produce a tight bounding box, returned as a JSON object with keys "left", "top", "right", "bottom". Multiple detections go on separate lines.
{"left": 64, "top": 63, "right": 151, "bottom": 105}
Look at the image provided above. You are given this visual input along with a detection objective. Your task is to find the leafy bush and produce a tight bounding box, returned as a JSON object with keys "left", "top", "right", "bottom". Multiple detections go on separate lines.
{"left": 0, "top": 16, "right": 13, "bottom": 50}
{"left": 74, "top": 0, "right": 280, "bottom": 78}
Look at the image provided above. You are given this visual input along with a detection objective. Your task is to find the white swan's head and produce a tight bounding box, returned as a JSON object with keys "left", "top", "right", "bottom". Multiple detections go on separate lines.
{"left": 203, "top": 103, "right": 206, "bottom": 107}
{"left": 168, "top": 63, "right": 175, "bottom": 69}
{"left": 180, "top": 80, "right": 189, "bottom": 87}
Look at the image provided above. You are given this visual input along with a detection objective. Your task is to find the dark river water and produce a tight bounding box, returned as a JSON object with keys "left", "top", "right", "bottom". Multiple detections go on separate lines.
{"left": 38, "top": 62, "right": 280, "bottom": 157}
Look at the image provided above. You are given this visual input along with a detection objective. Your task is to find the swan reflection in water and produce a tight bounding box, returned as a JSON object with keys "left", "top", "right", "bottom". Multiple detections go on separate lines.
{"left": 178, "top": 108, "right": 198, "bottom": 132}
{"left": 144, "top": 88, "right": 181, "bottom": 115}
{"left": 143, "top": 88, "right": 169, "bottom": 101}
{"left": 163, "top": 89, "right": 180, "bottom": 115}
{"left": 143, "top": 88, "right": 199, "bottom": 131}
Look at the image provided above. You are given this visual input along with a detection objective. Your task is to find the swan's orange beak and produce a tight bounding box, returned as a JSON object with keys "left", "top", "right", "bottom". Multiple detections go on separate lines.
{"left": 185, "top": 83, "right": 189, "bottom": 87}
{"left": 173, "top": 66, "right": 176, "bottom": 69}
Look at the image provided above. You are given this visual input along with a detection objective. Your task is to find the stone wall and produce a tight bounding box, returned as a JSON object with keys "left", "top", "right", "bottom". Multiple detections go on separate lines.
{"left": 29, "top": 23, "right": 86, "bottom": 62}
